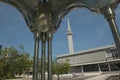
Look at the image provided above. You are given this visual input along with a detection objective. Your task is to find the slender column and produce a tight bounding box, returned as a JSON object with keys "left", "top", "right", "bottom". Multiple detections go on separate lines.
{"left": 108, "top": 62, "right": 111, "bottom": 71}
{"left": 47, "top": 33, "right": 53, "bottom": 80}
{"left": 33, "top": 32, "right": 40, "bottom": 80}
{"left": 81, "top": 65, "right": 84, "bottom": 73}
{"left": 101, "top": 6, "right": 120, "bottom": 55}
{"left": 98, "top": 64, "right": 101, "bottom": 72}
{"left": 41, "top": 33, "right": 47, "bottom": 80}
{"left": 98, "top": 64, "right": 102, "bottom": 75}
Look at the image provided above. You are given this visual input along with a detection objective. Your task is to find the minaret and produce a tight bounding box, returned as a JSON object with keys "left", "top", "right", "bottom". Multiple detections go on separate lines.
{"left": 67, "top": 19, "right": 74, "bottom": 54}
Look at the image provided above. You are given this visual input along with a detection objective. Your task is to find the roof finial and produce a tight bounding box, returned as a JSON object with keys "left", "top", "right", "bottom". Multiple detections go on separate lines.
{"left": 67, "top": 18, "right": 72, "bottom": 35}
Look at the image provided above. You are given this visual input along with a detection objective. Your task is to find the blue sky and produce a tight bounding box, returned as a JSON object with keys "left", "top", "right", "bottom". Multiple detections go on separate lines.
{"left": 0, "top": 2, "right": 120, "bottom": 58}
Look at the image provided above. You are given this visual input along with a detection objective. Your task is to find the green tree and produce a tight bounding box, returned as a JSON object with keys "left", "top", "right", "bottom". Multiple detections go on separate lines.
{"left": 53, "top": 60, "right": 70, "bottom": 80}
{"left": 0, "top": 47, "right": 10, "bottom": 79}
{"left": 14, "top": 53, "right": 32, "bottom": 75}
{"left": 0, "top": 46, "right": 32, "bottom": 79}
{"left": 0, "top": 61, "right": 6, "bottom": 79}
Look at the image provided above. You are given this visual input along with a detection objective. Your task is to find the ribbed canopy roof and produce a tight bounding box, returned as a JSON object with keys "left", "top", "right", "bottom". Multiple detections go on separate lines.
{"left": 0, "top": 0, "right": 119, "bottom": 32}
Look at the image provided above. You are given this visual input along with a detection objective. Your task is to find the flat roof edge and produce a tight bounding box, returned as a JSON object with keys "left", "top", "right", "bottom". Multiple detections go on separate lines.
{"left": 57, "top": 44, "right": 115, "bottom": 58}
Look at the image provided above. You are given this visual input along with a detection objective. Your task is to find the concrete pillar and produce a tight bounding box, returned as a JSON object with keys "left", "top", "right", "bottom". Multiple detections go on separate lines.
{"left": 81, "top": 65, "right": 84, "bottom": 73}
{"left": 41, "top": 33, "right": 47, "bottom": 80}
{"left": 101, "top": 6, "right": 120, "bottom": 56}
{"left": 47, "top": 33, "right": 53, "bottom": 80}
{"left": 98, "top": 64, "right": 101, "bottom": 72}
{"left": 33, "top": 32, "right": 40, "bottom": 80}
{"left": 108, "top": 62, "right": 111, "bottom": 72}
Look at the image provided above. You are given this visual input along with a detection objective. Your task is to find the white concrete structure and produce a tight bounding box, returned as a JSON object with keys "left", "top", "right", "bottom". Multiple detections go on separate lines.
{"left": 57, "top": 44, "right": 120, "bottom": 73}
{"left": 57, "top": 20, "right": 120, "bottom": 73}
{"left": 67, "top": 19, "right": 74, "bottom": 54}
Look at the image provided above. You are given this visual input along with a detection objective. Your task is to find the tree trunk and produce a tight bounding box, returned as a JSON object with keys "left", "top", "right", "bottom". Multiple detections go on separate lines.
{"left": 57, "top": 74, "right": 60, "bottom": 80}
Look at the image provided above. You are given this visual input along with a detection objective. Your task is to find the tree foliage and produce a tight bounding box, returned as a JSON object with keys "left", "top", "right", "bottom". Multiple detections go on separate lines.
{"left": 0, "top": 46, "right": 32, "bottom": 79}
{"left": 53, "top": 59, "right": 70, "bottom": 80}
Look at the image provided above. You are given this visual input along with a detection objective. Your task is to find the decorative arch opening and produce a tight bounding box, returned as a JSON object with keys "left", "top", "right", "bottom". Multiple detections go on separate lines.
{"left": 54, "top": 6, "right": 120, "bottom": 56}
{"left": 0, "top": 2, "right": 34, "bottom": 56}
{"left": 0, "top": 1, "right": 120, "bottom": 80}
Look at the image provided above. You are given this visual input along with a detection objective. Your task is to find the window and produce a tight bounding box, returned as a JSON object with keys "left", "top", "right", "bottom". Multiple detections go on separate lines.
{"left": 110, "top": 49, "right": 120, "bottom": 59}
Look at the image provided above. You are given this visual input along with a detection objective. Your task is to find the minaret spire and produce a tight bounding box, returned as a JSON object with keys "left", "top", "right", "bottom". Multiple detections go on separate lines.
{"left": 67, "top": 19, "right": 74, "bottom": 54}
{"left": 67, "top": 19, "right": 72, "bottom": 34}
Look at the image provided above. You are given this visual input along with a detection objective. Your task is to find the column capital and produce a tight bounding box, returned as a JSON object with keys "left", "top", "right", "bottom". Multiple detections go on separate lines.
{"left": 34, "top": 32, "right": 41, "bottom": 40}
{"left": 101, "top": 6, "right": 115, "bottom": 20}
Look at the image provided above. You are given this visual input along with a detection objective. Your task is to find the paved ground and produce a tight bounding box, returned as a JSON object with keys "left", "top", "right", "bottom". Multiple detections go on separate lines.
{"left": 7, "top": 72, "right": 120, "bottom": 80}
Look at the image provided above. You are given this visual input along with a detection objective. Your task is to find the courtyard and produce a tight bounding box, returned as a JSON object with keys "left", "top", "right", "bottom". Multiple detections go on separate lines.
{"left": 7, "top": 71, "right": 120, "bottom": 80}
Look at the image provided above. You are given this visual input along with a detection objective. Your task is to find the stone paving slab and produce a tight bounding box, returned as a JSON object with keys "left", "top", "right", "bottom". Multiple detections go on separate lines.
{"left": 6, "top": 72, "right": 120, "bottom": 80}
{"left": 86, "top": 73, "right": 119, "bottom": 80}
{"left": 6, "top": 78, "right": 31, "bottom": 80}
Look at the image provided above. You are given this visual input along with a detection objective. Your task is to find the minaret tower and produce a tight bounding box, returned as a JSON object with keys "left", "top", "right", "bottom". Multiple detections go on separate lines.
{"left": 67, "top": 19, "right": 74, "bottom": 54}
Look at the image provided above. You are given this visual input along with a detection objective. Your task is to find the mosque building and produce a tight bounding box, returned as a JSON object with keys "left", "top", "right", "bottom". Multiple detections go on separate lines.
{"left": 57, "top": 19, "right": 120, "bottom": 73}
